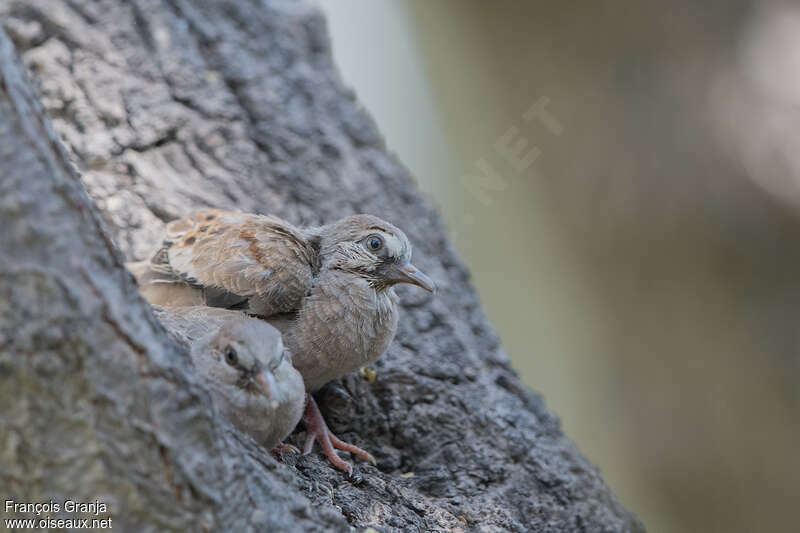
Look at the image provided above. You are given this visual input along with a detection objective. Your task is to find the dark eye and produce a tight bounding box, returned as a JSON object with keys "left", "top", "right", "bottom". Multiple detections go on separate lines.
{"left": 224, "top": 346, "right": 238, "bottom": 366}
{"left": 366, "top": 235, "right": 383, "bottom": 251}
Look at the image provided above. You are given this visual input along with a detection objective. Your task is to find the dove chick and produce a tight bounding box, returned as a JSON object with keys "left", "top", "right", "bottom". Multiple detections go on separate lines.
{"left": 288, "top": 215, "right": 435, "bottom": 473}
{"left": 287, "top": 214, "right": 434, "bottom": 390}
{"left": 132, "top": 210, "right": 435, "bottom": 474}
{"left": 153, "top": 306, "right": 305, "bottom": 451}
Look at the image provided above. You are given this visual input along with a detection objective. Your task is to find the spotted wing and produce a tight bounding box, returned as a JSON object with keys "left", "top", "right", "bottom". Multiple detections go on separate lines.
{"left": 152, "top": 209, "right": 319, "bottom": 317}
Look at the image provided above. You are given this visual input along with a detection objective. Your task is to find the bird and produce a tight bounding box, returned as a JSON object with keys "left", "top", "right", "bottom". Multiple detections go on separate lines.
{"left": 153, "top": 305, "right": 306, "bottom": 452}
{"left": 130, "top": 209, "right": 435, "bottom": 474}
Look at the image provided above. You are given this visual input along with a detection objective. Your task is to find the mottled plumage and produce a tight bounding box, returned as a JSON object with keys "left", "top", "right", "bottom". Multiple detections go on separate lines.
{"left": 154, "top": 305, "right": 305, "bottom": 450}
{"left": 132, "top": 210, "right": 434, "bottom": 473}
{"left": 145, "top": 209, "right": 319, "bottom": 316}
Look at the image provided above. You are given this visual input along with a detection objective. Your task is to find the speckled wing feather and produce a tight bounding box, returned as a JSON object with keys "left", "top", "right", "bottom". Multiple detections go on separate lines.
{"left": 151, "top": 209, "right": 320, "bottom": 317}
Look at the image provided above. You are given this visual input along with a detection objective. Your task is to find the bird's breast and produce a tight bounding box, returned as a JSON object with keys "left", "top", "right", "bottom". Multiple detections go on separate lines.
{"left": 289, "top": 283, "right": 399, "bottom": 389}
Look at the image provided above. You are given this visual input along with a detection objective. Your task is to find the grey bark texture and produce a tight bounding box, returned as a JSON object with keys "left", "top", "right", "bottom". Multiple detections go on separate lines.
{"left": 0, "top": 1, "right": 644, "bottom": 532}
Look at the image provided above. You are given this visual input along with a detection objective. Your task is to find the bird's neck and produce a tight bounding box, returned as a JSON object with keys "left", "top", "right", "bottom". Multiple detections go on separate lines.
{"left": 315, "top": 267, "right": 397, "bottom": 313}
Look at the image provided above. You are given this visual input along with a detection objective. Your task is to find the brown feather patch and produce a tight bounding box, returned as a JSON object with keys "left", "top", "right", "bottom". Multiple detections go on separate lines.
{"left": 263, "top": 222, "right": 318, "bottom": 269}
{"left": 239, "top": 229, "right": 267, "bottom": 267}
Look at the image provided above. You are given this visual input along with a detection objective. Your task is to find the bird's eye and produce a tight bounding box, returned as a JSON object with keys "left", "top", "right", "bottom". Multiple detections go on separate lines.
{"left": 366, "top": 235, "right": 384, "bottom": 252}
{"left": 224, "top": 346, "right": 238, "bottom": 366}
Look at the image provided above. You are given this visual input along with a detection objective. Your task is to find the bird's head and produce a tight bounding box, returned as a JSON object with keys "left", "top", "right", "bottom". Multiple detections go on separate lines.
{"left": 196, "top": 319, "right": 290, "bottom": 407}
{"left": 317, "top": 214, "right": 435, "bottom": 293}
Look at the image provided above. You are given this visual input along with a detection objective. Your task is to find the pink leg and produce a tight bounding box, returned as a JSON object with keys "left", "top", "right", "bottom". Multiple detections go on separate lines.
{"left": 302, "top": 393, "right": 376, "bottom": 474}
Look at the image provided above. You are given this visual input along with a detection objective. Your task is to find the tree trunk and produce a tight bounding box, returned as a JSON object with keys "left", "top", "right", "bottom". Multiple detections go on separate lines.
{"left": 0, "top": 1, "right": 643, "bottom": 531}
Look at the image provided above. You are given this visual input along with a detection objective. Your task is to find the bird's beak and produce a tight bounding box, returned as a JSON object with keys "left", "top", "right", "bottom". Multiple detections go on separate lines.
{"left": 253, "top": 369, "right": 276, "bottom": 398}
{"left": 385, "top": 261, "right": 436, "bottom": 293}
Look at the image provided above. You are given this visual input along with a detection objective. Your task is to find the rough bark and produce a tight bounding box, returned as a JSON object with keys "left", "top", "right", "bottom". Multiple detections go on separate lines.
{"left": 0, "top": 1, "right": 643, "bottom": 532}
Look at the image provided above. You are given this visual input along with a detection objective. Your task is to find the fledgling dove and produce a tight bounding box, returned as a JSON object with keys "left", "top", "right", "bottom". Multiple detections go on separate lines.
{"left": 153, "top": 305, "right": 305, "bottom": 452}
{"left": 131, "top": 209, "right": 435, "bottom": 473}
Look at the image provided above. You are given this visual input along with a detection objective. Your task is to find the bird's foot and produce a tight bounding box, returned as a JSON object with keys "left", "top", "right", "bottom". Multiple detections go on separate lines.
{"left": 271, "top": 442, "right": 300, "bottom": 455}
{"left": 302, "top": 393, "right": 376, "bottom": 475}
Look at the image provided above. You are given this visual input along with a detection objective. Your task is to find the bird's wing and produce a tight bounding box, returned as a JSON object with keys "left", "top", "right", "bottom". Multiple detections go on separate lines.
{"left": 153, "top": 209, "right": 319, "bottom": 316}
{"left": 153, "top": 305, "right": 250, "bottom": 343}
{"left": 126, "top": 260, "right": 205, "bottom": 307}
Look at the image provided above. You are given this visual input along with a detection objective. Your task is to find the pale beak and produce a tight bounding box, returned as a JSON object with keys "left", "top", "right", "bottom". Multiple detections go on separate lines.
{"left": 253, "top": 369, "right": 276, "bottom": 398}
{"left": 385, "top": 260, "right": 436, "bottom": 293}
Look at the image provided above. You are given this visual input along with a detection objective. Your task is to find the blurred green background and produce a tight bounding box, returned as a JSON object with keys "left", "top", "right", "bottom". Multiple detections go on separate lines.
{"left": 317, "top": 1, "right": 800, "bottom": 532}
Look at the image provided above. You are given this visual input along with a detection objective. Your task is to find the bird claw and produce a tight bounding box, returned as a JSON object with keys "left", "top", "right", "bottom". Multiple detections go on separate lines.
{"left": 302, "top": 394, "right": 376, "bottom": 475}
{"left": 271, "top": 442, "right": 300, "bottom": 455}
